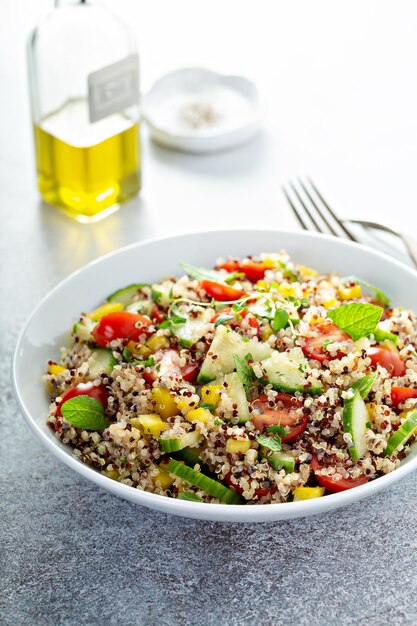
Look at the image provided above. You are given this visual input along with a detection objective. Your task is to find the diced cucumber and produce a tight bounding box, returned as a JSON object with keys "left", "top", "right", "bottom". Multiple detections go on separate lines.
{"left": 72, "top": 317, "right": 96, "bottom": 342}
{"left": 247, "top": 297, "right": 275, "bottom": 320}
{"left": 151, "top": 282, "right": 174, "bottom": 307}
{"left": 88, "top": 348, "right": 117, "bottom": 378}
{"left": 174, "top": 446, "right": 213, "bottom": 476}
{"left": 172, "top": 307, "right": 214, "bottom": 348}
{"left": 383, "top": 410, "right": 417, "bottom": 456}
{"left": 166, "top": 459, "right": 244, "bottom": 504}
{"left": 197, "top": 325, "right": 272, "bottom": 383}
{"left": 126, "top": 299, "right": 154, "bottom": 316}
{"left": 159, "top": 430, "right": 201, "bottom": 453}
{"left": 223, "top": 372, "right": 250, "bottom": 422}
{"left": 261, "top": 348, "right": 322, "bottom": 394}
{"left": 351, "top": 373, "right": 377, "bottom": 400}
{"left": 260, "top": 450, "right": 295, "bottom": 473}
{"left": 343, "top": 391, "right": 369, "bottom": 461}
{"left": 107, "top": 284, "right": 150, "bottom": 306}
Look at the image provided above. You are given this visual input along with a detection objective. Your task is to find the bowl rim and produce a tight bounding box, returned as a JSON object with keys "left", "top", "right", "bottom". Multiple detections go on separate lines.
{"left": 12, "top": 228, "right": 417, "bottom": 521}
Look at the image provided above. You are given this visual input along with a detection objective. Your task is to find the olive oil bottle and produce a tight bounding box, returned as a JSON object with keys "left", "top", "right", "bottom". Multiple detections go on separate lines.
{"left": 28, "top": 0, "right": 141, "bottom": 223}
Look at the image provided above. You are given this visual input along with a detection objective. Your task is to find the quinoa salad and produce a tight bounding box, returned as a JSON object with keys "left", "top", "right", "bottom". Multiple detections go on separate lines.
{"left": 44, "top": 253, "right": 417, "bottom": 505}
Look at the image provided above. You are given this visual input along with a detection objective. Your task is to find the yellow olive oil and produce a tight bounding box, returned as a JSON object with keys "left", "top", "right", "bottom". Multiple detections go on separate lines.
{"left": 34, "top": 100, "right": 141, "bottom": 223}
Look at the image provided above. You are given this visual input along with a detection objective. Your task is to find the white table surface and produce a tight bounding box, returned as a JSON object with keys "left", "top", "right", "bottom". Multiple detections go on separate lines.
{"left": 2, "top": 1, "right": 417, "bottom": 625}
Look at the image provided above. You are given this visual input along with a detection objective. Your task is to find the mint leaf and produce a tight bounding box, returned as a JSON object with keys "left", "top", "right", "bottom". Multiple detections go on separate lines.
{"left": 348, "top": 277, "right": 390, "bottom": 307}
{"left": 265, "top": 424, "right": 287, "bottom": 437}
{"left": 272, "top": 308, "right": 289, "bottom": 332}
{"left": 214, "top": 314, "right": 234, "bottom": 327}
{"left": 178, "top": 491, "right": 203, "bottom": 502}
{"left": 373, "top": 328, "right": 398, "bottom": 345}
{"left": 351, "top": 373, "right": 377, "bottom": 400}
{"left": 256, "top": 433, "right": 283, "bottom": 452}
{"left": 158, "top": 320, "right": 170, "bottom": 329}
{"left": 234, "top": 353, "right": 256, "bottom": 392}
{"left": 180, "top": 260, "right": 235, "bottom": 284}
{"left": 327, "top": 303, "right": 383, "bottom": 340}
{"left": 200, "top": 403, "right": 216, "bottom": 410}
{"left": 61, "top": 396, "right": 109, "bottom": 431}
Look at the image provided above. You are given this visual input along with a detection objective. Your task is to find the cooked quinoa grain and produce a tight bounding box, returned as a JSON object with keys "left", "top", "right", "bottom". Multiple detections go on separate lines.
{"left": 44, "top": 253, "right": 417, "bottom": 504}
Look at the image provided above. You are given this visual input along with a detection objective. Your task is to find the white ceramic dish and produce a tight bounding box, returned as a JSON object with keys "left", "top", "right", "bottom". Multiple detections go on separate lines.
{"left": 12, "top": 229, "right": 417, "bottom": 522}
{"left": 142, "top": 68, "right": 260, "bottom": 153}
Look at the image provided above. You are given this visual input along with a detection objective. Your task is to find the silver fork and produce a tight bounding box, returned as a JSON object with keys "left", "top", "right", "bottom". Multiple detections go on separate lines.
{"left": 282, "top": 177, "right": 417, "bottom": 268}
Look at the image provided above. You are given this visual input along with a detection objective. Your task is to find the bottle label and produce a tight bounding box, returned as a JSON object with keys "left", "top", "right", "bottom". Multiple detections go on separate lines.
{"left": 88, "top": 54, "right": 139, "bottom": 123}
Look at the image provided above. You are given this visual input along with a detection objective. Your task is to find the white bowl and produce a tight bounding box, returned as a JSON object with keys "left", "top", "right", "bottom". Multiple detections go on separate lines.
{"left": 12, "top": 229, "right": 417, "bottom": 522}
{"left": 142, "top": 67, "right": 260, "bottom": 153}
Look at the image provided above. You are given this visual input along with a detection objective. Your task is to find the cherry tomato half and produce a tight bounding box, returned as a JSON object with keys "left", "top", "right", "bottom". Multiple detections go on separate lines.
{"left": 390, "top": 386, "right": 417, "bottom": 407}
{"left": 310, "top": 454, "right": 369, "bottom": 493}
{"left": 211, "top": 308, "right": 260, "bottom": 336}
{"left": 218, "top": 261, "right": 269, "bottom": 283}
{"left": 92, "top": 312, "right": 153, "bottom": 347}
{"left": 200, "top": 280, "right": 246, "bottom": 302}
{"left": 368, "top": 346, "right": 406, "bottom": 377}
{"left": 56, "top": 381, "right": 108, "bottom": 417}
{"left": 302, "top": 323, "right": 350, "bottom": 362}
{"left": 251, "top": 393, "right": 307, "bottom": 443}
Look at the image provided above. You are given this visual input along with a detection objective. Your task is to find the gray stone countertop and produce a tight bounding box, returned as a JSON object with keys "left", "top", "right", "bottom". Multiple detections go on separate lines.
{"left": 2, "top": 161, "right": 417, "bottom": 625}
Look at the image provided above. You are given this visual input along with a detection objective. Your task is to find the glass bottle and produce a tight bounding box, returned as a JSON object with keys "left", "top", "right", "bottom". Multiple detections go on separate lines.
{"left": 28, "top": 0, "right": 141, "bottom": 223}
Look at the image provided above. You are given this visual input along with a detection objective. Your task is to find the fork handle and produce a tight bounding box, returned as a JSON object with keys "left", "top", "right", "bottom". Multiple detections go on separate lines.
{"left": 345, "top": 219, "right": 417, "bottom": 269}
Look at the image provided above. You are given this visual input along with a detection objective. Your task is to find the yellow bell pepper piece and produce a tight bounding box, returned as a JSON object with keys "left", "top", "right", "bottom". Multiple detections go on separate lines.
{"left": 296, "top": 264, "right": 318, "bottom": 278}
{"left": 155, "top": 466, "right": 175, "bottom": 490}
{"left": 152, "top": 388, "right": 179, "bottom": 419}
{"left": 338, "top": 285, "right": 362, "bottom": 301}
{"left": 226, "top": 438, "right": 251, "bottom": 454}
{"left": 87, "top": 302, "right": 124, "bottom": 321}
{"left": 310, "top": 315, "right": 325, "bottom": 325}
{"left": 126, "top": 341, "right": 153, "bottom": 359}
{"left": 201, "top": 384, "right": 222, "bottom": 406}
{"left": 131, "top": 414, "right": 168, "bottom": 436}
{"left": 293, "top": 486, "right": 325, "bottom": 501}
{"left": 278, "top": 283, "right": 296, "bottom": 297}
{"left": 186, "top": 408, "right": 212, "bottom": 424}
{"left": 261, "top": 327, "right": 274, "bottom": 342}
{"left": 103, "top": 469, "right": 119, "bottom": 480}
{"left": 146, "top": 334, "right": 170, "bottom": 352}
{"left": 256, "top": 280, "right": 269, "bottom": 291}
{"left": 323, "top": 298, "right": 338, "bottom": 309}
{"left": 48, "top": 363, "right": 65, "bottom": 376}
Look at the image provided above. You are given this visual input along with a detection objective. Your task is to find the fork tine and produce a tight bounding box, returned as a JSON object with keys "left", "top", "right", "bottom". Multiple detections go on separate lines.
{"left": 306, "top": 177, "right": 358, "bottom": 242}
{"left": 288, "top": 181, "right": 323, "bottom": 233}
{"left": 282, "top": 186, "right": 309, "bottom": 230}
{"left": 298, "top": 178, "right": 339, "bottom": 237}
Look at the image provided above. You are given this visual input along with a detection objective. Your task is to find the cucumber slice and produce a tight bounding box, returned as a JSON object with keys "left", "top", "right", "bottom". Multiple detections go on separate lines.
{"left": 174, "top": 446, "right": 213, "bottom": 476}
{"left": 172, "top": 307, "right": 214, "bottom": 348}
{"left": 126, "top": 299, "right": 154, "bottom": 316}
{"left": 197, "top": 325, "right": 272, "bottom": 383}
{"left": 260, "top": 450, "right": 295, "bottom": 472}
{"left": 159, "top": 430, "right": 201, "bottom": 453}
{"left": 383, "top": 410, "right": 417, "bottom": 456}
{"left": 88, "top": 348, "right": 117, "bottom": 378}
{"left": 175, "top": 446, "right": 202, "bottom": 467}
{"left": 343, "top": 391, "right": 369, "bottom": 461}
{"left": 166, "top": 459, "right": 244, "bottom": 504}
{"left": 351, "top": 373, "right": 377, "bottom": 400}
{"left": 107, "top": 284, "right": 150, "bottom": 306}
{"left": 223, "top": 372, "right": 250, "bottom": 422}
{"left": 261, "top": 348, "right": 322, "bottom": 394}
{"left": 151, "top": 282, "right": 174, "bottom": 307}
{"left": 73, "top": 317, "right": 96, "bottom": 342}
